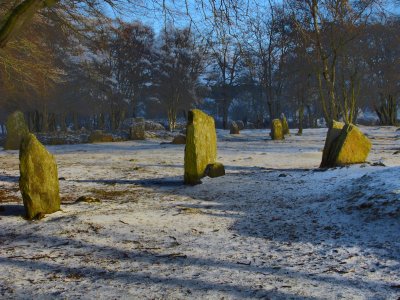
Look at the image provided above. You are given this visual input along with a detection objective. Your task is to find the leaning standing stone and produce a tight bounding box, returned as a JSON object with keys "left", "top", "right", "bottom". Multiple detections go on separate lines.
{"left": 320, "top": 120, "right": 345, "bottom": 168}
{"left": 324, "top": 123, "right": 371, "bottom": 167}
{"left": 184, "top": 109, "right": 217, "bottom": 184}
{"left": 4, "top": 111, "right": 29, "bottom": 150}
{"left": 19, "top": 133, "right": 60, "bottom": 220}
{"left": 271, "top": 119, "right": 284, "bottom": 140}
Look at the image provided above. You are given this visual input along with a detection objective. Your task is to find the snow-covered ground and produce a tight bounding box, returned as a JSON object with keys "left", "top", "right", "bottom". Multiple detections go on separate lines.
{"left": 0, "top": 127, "right": 399, "bottom": 299}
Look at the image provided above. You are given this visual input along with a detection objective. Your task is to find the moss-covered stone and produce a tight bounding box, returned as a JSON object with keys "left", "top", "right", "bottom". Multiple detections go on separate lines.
{"left": 19, "top": 133, "right": 60, "bottom": 220}
{"left": 320, "top": 120, "right": 345, "bottom": 168}
{"left": 206, "top": 162, "right": 225, "bottom": 178}
{"left": 271, "top": 119, "right": 284, "bottom": 140}
{"left": 320, "top": 121, "right": 371, "bottom": 168}
{"left": 4, "top": 111, "right": 29, "bottom": 150}
{"left": 281, "top": 116, "right": 290, "bottom": 135}
{"left": 88, "top": 130, "right": 113, "bottom": 143}
{"left": 230, "top": 121, "right": 240, "bottom": 134}
{"left": 184, "top": 109, "right": 217, "bottom": 184}
{"left": 328, "top": 124, "right": 371, "bottom": 167}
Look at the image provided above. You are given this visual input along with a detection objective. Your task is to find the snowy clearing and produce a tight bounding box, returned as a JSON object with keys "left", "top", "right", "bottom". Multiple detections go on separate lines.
{"left": 0, "top": 127, "right": 399, "bottom": 299}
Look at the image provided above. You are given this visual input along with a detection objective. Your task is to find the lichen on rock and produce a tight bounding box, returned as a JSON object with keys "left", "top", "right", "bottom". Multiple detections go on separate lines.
{"left": 205, "top": 162, "right": 225, "bottom": 178}
{"left": 184, "top": 109, "right": 217, "bottom": 184}
{"left": 271, "top": 119, "right": 284, "bottom": 140}
{"left": 19, "top": 133, "right": 60, "bottom": 220}
{"left": 280, "top": 115, "right": 290, "bottom": 135}
{"left": 320, "top": 121, "right": 371, "bottom": 168}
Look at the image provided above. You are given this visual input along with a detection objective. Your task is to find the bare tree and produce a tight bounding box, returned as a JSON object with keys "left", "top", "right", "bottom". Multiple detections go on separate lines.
{"left": 288, "top": 0, "right": 381, "bottom": 125}
{"left": 154, "top": 26, "right": 204, "bottom": 130}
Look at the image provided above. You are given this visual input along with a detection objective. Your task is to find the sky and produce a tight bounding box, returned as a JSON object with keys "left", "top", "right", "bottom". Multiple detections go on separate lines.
{"left": 103, "top": 0, "right": 400, "bottom": 35}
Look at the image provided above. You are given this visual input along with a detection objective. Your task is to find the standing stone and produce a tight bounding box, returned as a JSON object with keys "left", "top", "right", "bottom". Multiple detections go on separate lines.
{"left": 280, "top": 113, "right": 290, "bottom": 135}
{"left": 4, "top": 111, "right": 29, "bottom": 150}
{"left": 230, "top": 121, "right": 240, "bottom": 134}
{"left": 19, "top": 134, "right": 60, "bottom": 220}
{"left": 328, "top": 124, "right": 371, "bottom": 167}
{"left": 130, "top": 118, "right": 145, "bottom": 140}
{"left": 184, "top": 109, "right": 218, "bottom": 184}
{"left": 271, "top": 119, "right": 284, "bottom": 140}
{"left": 320, "top": 120, "right": 345, "bottom": 167}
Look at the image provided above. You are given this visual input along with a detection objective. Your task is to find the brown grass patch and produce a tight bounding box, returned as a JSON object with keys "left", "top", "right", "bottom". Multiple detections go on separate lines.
{"left": 0, "top": 190, "right": 21, "bottom": 203}
{"left": 89, "top": 188, "right": 131, "bottom": 200}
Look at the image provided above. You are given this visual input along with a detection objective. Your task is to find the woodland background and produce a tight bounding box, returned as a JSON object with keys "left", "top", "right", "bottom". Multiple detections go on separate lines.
{"left": 1, "top": 0, "right": 399, "bottom": 133}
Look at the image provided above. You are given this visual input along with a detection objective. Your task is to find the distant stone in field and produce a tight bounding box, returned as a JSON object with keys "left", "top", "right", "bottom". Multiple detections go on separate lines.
{"left": 130, "top": 118, "right": 145, "bottom": 140}
{"left": 88, "top": 130, "right": 113, "bottom": 143}
{"left": 145, "top": 120, "right": 165, "bottom": 131}
{"left": 320, "top": 121, "right": 371, "bottom": 168}
{"left": 236, "top": 120, "right": 245, "bottom": 130}
{"left": 122, "top": 118, "right": 164, "bottom": 131}
{"left": 184, "top": 109, "right": 217, "bottom": 184}
{"left": 205, "top": 162, "right": 225, "bottom": 178}
{"left": 271, "top": 119, "right": 284, "bottom": 140}
{"left": 280, "top": 113, "right": 290, "bottom": 135}
{"left": 230, "top": 121, "right": 240, "bottom": 134}
{"left": 172, "top": 134, "right": 186, "bottom": 144}
{"left": 19, "top": 133, "right": 60, "bottom": 220}
{"left": 4, "top": 111, "right": 29, "bottom": 150}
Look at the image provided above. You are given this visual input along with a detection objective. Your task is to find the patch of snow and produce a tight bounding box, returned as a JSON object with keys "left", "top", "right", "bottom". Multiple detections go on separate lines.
{"left": 0, "top": 126, "right": 399, "bottom": 299}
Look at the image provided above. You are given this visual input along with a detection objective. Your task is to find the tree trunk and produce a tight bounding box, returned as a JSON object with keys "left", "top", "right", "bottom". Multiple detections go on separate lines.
{"left": 59, "top": 113, "right": 66, "bottom": 132}
{"left": 167, "top": 106, "right": 177, "bottom": 132}
{"left": 297, "top": 103, "right": 304, "bottom": 136}
{"left": 42, "top": 105, "right": 49, "bottom": 133}
{"left": 73, "top": 112, "right": 79, "bottom": 131}
{"left": 33, "top": 110, "right": 42, "bottom": 132}
{"left": 374, "top": 94, "right": 397, "bottom": 126}
{"left": 98, "top": 113, "right": 105, "bottom": 130}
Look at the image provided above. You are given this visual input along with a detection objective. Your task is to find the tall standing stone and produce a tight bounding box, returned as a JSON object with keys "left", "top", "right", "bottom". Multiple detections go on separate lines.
{"left": 271, "top": 119, "right": 284, "bottom": 140}
{"left": 184, "top": 109, "right": 217, "bottom": 184}
{"left": 280, "top": 113, "right": 290, "bottom": 135}
{"left": 4, "top": 111, "right": 29, "bottom": 150}
{"left": 19, "top": 133, "right": 60, "bottom": 220}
